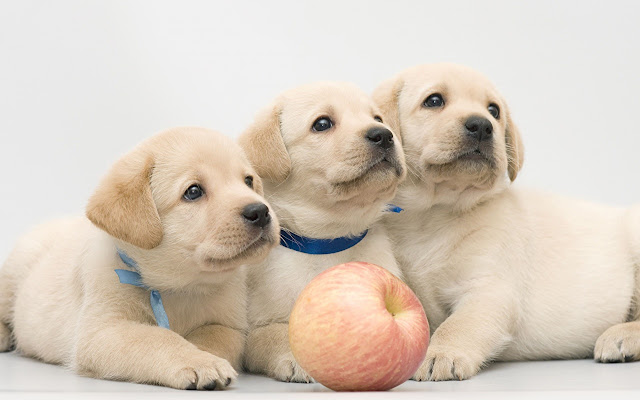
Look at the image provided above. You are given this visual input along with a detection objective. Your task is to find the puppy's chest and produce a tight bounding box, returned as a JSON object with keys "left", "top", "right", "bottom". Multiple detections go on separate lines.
{"left": 266, "top": 235, "right": 399, "bottom": 289}
{"left": 389, "top": 214, "right": 474, "bottom": 326}
{"left": 160, "top": 288, "right": 246, "bottom": 336}
{"left": 392, "top": 218, "right": 460, "bottom": 278}
{"left": 248, "top": 231, "right": 401, "bottom": 325}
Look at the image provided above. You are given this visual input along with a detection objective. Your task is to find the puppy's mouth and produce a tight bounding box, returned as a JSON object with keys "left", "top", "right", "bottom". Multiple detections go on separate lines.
{"left": 456, "top": 148, "right": 493, "bottom": 163}
{"left": 333, "top": 155, "right": 404, "bottom": 188}
{"left": 203, "top": 234, "right": 275, "bottom": 271}
{"left": 423, "top": 144, "right": 497, "bottom": 180}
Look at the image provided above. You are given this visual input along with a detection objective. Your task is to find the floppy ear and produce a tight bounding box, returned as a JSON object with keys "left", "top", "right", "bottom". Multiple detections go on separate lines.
{"left": 504, "top": 107, "right": 524, "bottom": 182}
{"left": 372, "top": 76, "right": 404, "bottom": 142}
{"left": 238, "top": 103, "right": 291, "bottom": 183}
{"left": 86, "top": 147, "right": 163, "bottom": 249}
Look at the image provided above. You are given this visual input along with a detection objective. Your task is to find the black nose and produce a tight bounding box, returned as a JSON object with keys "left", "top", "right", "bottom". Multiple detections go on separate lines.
{"left": 464, "top": 116, "right": 493, "bottom": 142}
{"left": 242, "top": 203, "right": 271, "bottom": 228}
{"left": 365, "top": 127, "right": 394, "bottom": 149}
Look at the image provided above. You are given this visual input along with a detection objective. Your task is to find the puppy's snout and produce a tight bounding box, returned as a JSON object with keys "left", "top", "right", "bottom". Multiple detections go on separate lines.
{"left": 365, "top": 127, "right": 394, "bottom": 150}
{"left": 464, "top": 116, "right": 493, "bottom": 142}
{"left": 242, "top": 203, "right": 271, "bottom": 228}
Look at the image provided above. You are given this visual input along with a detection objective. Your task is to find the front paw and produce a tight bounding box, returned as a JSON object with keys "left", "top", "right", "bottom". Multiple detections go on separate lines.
{"left": 172, "top": 352, "right": 238, "bottom": 390}
{"left": 271, "top": 353, "right": 315, "bottom": 383}
{"left": 595, "top": 323, "right": 640, "bottom": 363}
{"left": 412, "top": 346, "right": 481, "bottom": 381}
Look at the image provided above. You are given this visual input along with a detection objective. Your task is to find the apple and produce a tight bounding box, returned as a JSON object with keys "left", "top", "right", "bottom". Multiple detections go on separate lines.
{"left": 289, "top": 262, "right": 429, "bottom": 391}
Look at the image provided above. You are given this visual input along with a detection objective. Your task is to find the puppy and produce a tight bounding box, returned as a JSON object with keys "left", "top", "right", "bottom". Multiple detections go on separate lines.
{"left": 0, "top": 127, "right": 280, "bottom": 390}
{"left": 373, "top": 63, "right": 640, "bottom": 381}
{"left": 239, "top": 82, "right": 407, "bottom": 382}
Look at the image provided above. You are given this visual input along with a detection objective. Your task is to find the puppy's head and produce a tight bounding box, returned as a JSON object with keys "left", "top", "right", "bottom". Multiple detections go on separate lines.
{"left": 373, "top": 63, "right": 524, "bottom": 210}
{"left": 86, "top": 127, "right": 280, "bottom": 289}
{"left": 239, "top": 82, "right": 406, "bottom": 237}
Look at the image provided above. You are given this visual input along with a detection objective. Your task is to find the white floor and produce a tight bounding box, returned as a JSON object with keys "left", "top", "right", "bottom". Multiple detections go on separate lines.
{"left": 1, "top": 352, "right": 639, "bottom": 399}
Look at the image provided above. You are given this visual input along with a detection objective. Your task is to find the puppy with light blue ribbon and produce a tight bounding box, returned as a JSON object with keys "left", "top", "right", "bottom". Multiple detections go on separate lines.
{"left": 239, "top": 82, "right": 408, "bottom": 383}
{"left": 0, "top": 127, "right": 280, "bottom": 390}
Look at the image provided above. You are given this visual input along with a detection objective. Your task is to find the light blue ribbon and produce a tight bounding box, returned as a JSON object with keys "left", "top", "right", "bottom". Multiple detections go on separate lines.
{"left": 114, "top": 249, "right": 170, "bottom": 329}
{"left": 279, "top": 204, "right": 403, "bottom": 255}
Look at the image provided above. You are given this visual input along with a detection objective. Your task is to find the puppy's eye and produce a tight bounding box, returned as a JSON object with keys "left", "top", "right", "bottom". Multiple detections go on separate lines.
{"left": 183, "top": 184, "right": 204, "bottom": 201}
{"left": 488, "top": 103, "right": 500, "bottom": 119}
{"left": 423, "top": 93, "right": 445, "bottom": 108}
{"left": 312, "top": 117, "right": 333, "bottom": 132}
{"left": 245, "top": 175, "right": 254, "bottom": 189}
{"left": 374, "top": 115, "right": 383, "bottom": 123}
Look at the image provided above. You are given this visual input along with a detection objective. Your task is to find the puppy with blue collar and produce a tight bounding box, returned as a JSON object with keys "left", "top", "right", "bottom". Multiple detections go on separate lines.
{"left": 0, "top": 127, "right": 280, "bottom": 390}
{"left": 239, "top": 82, "right": 407, "bottom": 382}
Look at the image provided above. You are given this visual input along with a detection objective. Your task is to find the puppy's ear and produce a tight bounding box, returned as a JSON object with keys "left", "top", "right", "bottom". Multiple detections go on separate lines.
{"left": 86, "top": 147, "right": 163, "bottom": 249}
{"left": 238, "top": 103, "right": 291, "bottom": 183}
{"left": 372, "top": 76, "right": 404, "bottom": 142}
{"left": 505, "top": 107, "right": 524, "bottom": 182}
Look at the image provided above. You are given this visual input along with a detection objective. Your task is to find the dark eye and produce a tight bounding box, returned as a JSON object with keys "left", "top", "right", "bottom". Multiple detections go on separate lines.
{"left": 312, "top": 117, "right": 333, "bottom": 132}
{"left": 183, "top": 184, "right": 204, "bottom": 201}
{"left": 423, "top": 93, "right": 444, "bottom": 108}
{"left": 488, "top": 103, "right": 500, "bottom": 119}
{"left": 374, "top": 115, "right": 383, "bottom": 123}
{"left": 245, "top": 175, "right": 254, "bottom": 188}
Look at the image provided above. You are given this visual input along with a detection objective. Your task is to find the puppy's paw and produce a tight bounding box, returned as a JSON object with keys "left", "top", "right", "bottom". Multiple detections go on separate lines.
{"left": 412, "top": 346, "right": 481, "bottom": 381}
{"left": 271, "top": 353, "right": 315, "bottom": 383}
{"left": 595, "top": 323, "right": 640, "bottom": 363}
{"left": 172, "top": 352, "right": 238, "bottom": 390}
{"left": 0, "top": 323, "right": 12, "bottom": 352}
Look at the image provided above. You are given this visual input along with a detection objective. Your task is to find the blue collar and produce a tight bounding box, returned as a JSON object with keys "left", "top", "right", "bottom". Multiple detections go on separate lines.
{"left": 280, "top": 229, "right": 368, "bottom": 254}
{"left": 114, "top": 249, "right": 170, "bottom": 329}
{"left": 279, "top": 204, "right": 403, "bottom": 255}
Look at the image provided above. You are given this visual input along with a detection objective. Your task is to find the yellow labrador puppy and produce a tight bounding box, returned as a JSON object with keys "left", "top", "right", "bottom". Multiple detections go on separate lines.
{"left": 239, "top": 82, "right": 407, "bottom": 382}
{"left": 0, "top": 127, "right": 280, "bottom": 390}
{"left": 373, "top": 63, "right": 640, "bottom": 381}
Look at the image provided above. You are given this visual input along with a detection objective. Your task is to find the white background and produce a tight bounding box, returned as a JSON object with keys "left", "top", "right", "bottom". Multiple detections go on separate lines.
{"left": 1, "top": 0, "right": 639, "bottom": 261}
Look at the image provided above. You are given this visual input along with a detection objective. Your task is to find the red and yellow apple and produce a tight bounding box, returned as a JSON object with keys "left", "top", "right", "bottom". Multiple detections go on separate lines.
{"left": 289, "top": 262, "right": 429, "bottom": 391}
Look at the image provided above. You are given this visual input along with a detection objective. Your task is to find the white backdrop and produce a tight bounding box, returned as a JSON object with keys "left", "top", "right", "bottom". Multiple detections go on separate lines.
{"left": 1, "top": 0, "right": 639, "bottom": 260}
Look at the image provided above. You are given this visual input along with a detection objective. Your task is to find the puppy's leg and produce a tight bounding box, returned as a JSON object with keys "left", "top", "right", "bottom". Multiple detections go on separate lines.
{"left": 595, "top": 321, "right": 640, "bottom": 362}
{"left": 0, "top": 268, "right": 14, "bottom": 352}
{"left": 75, "top": 320, "right": 238, "bottom": 390}
{"left": 414, "top": 287, "right": 515, "bottom": 381}
{"left": 245, "top": 323, "right": 315, "bottom": 383}
{"left": 596, "top": 206, "right": 640, "bottom": 362}
{"left": 0, "top": 250, "right": 29, "bottom": 352}
{"left": 186, "top": 324, "right": 245, "bottom": 371}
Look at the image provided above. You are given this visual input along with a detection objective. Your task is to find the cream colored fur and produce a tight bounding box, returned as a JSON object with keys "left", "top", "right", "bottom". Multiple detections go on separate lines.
{"left": 239, "top": 82, "right": 407, "bottom": 382}
{"left": 374, "top": 63, "right": 640, "bottom": 381}
{"left": 0, "top": 127, "right": 280, "bottom": 390}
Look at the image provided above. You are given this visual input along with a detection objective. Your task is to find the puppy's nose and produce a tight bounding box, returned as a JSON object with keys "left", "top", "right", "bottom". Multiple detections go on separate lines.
{"left": 365, "top": 127, "right": 394, "bottom": 149}
{"left": 464, "top": 116, "right": 493, "bottom": 142}
{"left": 242, "top": 203, "right": 271, "bottom": 228}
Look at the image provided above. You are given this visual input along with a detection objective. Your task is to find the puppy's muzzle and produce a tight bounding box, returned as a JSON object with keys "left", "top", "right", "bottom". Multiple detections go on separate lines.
{"left": 464, "top": 116, "right": 493, "bottom": 142}
{"left": 453, "top": 115, "right": 496, "bottom": 163}
{"left": 362, "top": 126, "right": 404, "bottom": 177}
{"left": 365, "top": 127, "right": 395, "bottom": 150}
{"left": 242, "top": 202, "right": 271, "bottom": 228}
